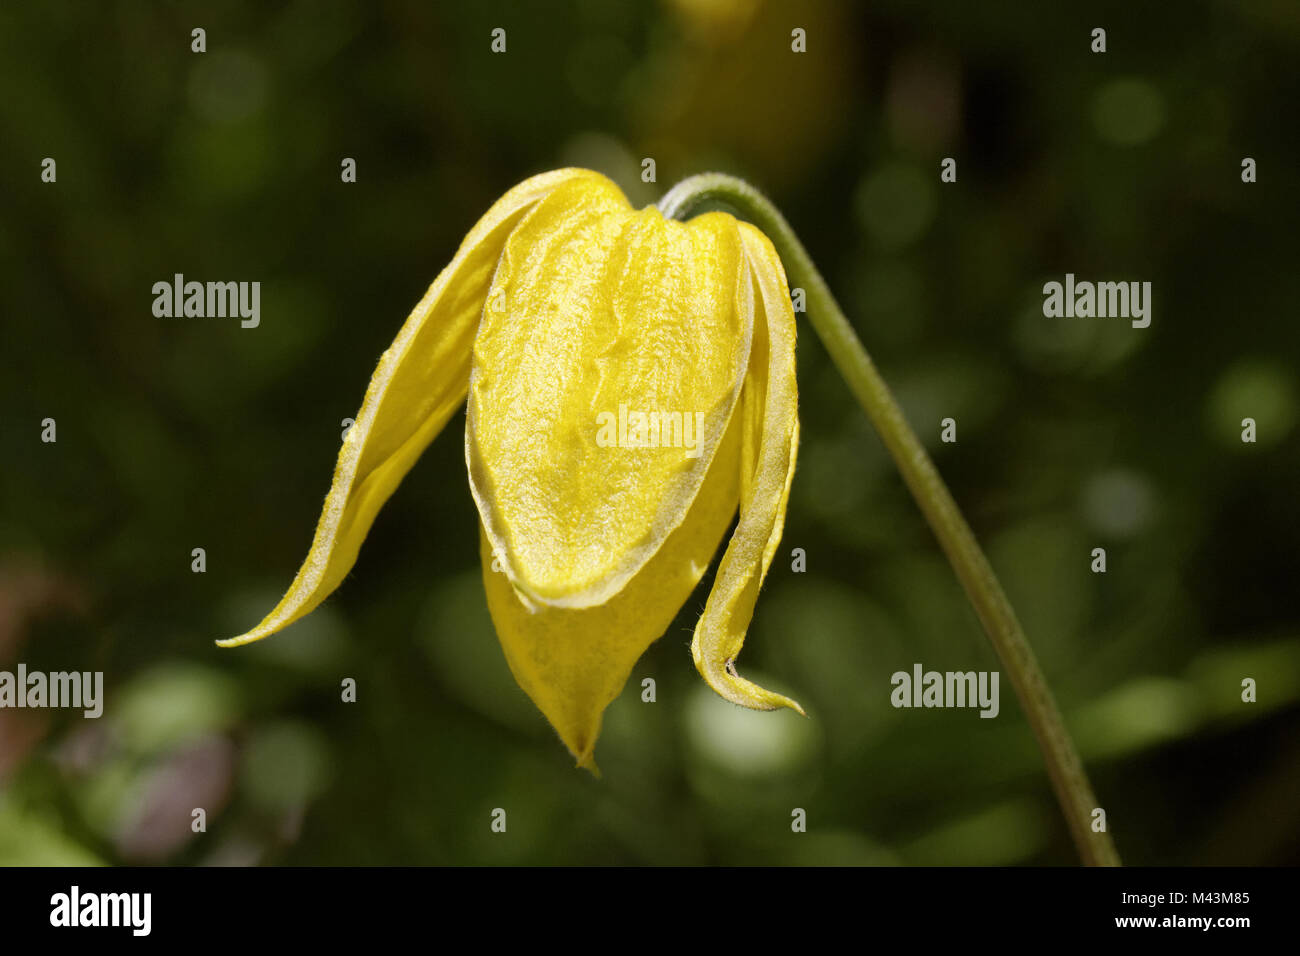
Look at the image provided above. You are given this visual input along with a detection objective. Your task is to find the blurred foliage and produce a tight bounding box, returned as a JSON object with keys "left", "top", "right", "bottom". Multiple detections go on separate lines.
{"left": 0, "top": 0, "right": 1298, "bottom": 865}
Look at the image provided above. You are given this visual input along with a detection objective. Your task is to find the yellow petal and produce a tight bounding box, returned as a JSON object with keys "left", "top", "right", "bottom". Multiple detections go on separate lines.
{"left": 467, "top": 173, "right": 752, "bottom": 610}
{"left": 219, "top": 169, "right": 601, "bottom": 648}
{"left": 691, "top": 224, "right": 804, "bottom": 714}
{"left": 481, "top": 408, "right": 744, "bottom": 769}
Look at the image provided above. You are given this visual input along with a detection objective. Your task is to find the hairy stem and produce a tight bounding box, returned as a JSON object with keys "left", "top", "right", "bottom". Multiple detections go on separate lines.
{"left": 661, "top": 173, "right": 1120, "bottom": 867}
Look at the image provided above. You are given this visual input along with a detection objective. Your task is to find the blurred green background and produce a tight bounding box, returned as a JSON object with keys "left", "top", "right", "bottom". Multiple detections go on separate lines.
{"left": 1, "top": 0, "right": 1298, "bottom": 866}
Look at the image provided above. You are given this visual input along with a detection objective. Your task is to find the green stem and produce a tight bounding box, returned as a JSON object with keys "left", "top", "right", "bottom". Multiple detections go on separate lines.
{"left": 661, "top": 173, "right": 1120, "bottom": 867}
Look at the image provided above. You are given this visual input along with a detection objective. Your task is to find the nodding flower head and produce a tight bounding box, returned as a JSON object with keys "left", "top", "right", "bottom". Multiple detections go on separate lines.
{"left": 219, "top": 168, "right": 804, "bottom": 770}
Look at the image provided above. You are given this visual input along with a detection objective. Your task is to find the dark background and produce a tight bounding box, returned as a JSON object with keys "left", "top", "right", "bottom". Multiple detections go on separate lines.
{"left": 1, "top": 0, "right": 1297, "bottom": 865}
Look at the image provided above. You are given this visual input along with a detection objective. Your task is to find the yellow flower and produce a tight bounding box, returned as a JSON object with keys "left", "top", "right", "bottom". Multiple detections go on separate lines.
{"left": 218, "top": 168, "right": 803, "bottom": 769}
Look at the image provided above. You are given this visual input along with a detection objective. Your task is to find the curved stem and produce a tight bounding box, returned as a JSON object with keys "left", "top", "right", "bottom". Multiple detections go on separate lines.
{"left": 661, "top": 173, "right": 1120, "bottom": 867}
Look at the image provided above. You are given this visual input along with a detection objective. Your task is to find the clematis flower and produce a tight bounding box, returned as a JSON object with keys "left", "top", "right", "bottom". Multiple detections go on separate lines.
{"left": 219, "top": 168, "right": 803, "bottom": 769}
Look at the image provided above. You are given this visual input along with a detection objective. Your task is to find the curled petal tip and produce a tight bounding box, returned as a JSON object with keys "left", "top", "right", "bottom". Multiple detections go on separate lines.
{"left": 215, "top": 627, "right": 271, "bottom": 649}
{"left": 694, "top": 647, "right": 805, "bottom": 716}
